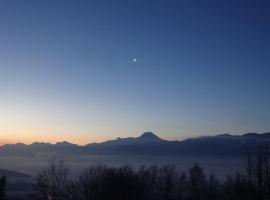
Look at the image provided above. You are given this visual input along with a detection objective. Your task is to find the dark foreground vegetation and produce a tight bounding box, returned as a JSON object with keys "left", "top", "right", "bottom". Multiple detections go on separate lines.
{"left": 2, "top": 153, "right": 270, "bottom": 200}
{"left": 0, "top": 176, "right": 6, "bottom": 200}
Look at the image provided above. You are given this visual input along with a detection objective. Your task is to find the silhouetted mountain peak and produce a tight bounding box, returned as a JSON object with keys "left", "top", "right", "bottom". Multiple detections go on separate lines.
{"left": 30, "top": 142, "right": 52, "bottom": 146}
{"left": 138, "top": 132, "right": 161, "bottom": 140}
{"left": 242, "top": 132, "right": 270, "bottom": 138}
{"left": 217, "top": 134, "right": 232, "bottom": 137}
{"left": 16, "top": 142, "right": 27, "bottom": 146}
{"left": 55, "top": 141, "right": 76, "bottom": 147}
{"left": 242, "top": 133, "right": 260, "bottom": 137}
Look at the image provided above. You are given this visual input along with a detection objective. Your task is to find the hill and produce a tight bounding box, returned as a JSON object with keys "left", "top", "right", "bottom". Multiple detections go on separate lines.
{"left": 1, "top": 132, "right": 270, "bottom": 156}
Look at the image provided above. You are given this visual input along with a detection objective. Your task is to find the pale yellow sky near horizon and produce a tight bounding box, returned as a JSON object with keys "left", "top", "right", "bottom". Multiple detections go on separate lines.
{"left": 1, "top": 128, "right": 269, "bottom": 145}
{"left": 0, "top": 131, "right": 119, "bottom": 145}
{"left": 0, "top": 129, "right": 187, "bottom": 145}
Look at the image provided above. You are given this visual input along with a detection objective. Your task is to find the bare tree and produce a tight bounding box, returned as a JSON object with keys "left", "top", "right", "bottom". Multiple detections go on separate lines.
{"left": 245, "top": 152, "right": 270, "bottom": 200}
{"left": 138, "top": 165, "right": 159, "bottom": 200}
{"left": 33, "top": 157, "right": 69, "bottom": 200}
{"left": 186, "top": 163, "right": 207, "bottom": 200}
{"left": 67, "top": 165, "right": 108, "bottom": 200}
{"left": 98, "top": 165, "right": 144, "bottom": 200}
{"left": 155, "top": 165, "right": 180, "bottom": 200}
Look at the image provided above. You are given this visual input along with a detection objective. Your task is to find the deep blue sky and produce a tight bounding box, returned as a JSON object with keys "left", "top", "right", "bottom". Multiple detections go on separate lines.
{"left": 0, "top": 0, "right": 269, "bottom": 144}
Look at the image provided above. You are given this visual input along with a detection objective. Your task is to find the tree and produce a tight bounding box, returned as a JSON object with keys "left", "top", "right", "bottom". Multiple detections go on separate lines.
{"left": 155, "top": 165, "right": 181, "bottom": 200}
{"left": 33, "top": 157, "right": 69, "bottom": 200}
{"left": 186, "top": 163, "right": 207, "bottom": 200}
{"left": 98, "top": 165, "right": 144, "bottom": 200}
{"left": 245, "top": 152, "right": 270, "bottom": 200}
{"left": 0, "top": 176, "right": 6, "bottom": 200}
{"left": 67, "top": 165, "right": 108, "bottom": 200}
{"left": 138, "top": 165, "right": 159, "bottom": 200}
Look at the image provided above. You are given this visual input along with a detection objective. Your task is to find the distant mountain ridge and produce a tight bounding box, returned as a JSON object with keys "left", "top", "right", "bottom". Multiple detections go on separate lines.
{"left": 0, "top": 169, "right": 33, "bottom": 199}
{"left": 1, "top": 132, "right": 270, "bottom": 156}
{"left": 0, "top": 169, "right": 32, "bottom": 180}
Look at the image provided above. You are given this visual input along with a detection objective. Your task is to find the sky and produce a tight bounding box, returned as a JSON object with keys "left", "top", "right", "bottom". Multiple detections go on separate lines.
{"left": 0, "top": 0, "right": 270, "bottom": 144}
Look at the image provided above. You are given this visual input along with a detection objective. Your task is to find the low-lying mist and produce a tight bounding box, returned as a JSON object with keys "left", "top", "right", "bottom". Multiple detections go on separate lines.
{"left": 0, "top": 154, "right": 245, "bottom": 180}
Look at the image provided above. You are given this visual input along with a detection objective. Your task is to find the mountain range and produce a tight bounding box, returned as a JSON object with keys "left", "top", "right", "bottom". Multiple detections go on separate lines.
{"left": 1, "top": 132, "right": 270, "bottom": 156}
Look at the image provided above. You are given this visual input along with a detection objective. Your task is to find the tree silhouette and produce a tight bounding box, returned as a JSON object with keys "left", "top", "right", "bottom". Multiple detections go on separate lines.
{"left": 33, "top": 157, "right": 69, "bottom": 200}
{"left": 32, "top": 153, "right": 270, "bottom": 200}
{"left": 67, "top": 165, "right": 108, "bottom": 200}
{"left": 0, "top": 176, "right": 6, "bottom": 200}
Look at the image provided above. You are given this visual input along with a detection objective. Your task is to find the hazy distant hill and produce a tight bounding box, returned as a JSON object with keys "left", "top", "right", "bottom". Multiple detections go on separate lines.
{"left": 0, "top": 169, "right": 33, "bottom": 199}
{"left": 1, "top": 132, "right": 270, "bottom": 156}
{"left": 0, "top": 169, "right": 32, "bottom": 180}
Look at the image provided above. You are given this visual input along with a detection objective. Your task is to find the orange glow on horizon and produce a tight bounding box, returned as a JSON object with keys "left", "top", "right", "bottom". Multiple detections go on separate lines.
{"left": 0, "top": 131, "right": 112, "bottom": 146}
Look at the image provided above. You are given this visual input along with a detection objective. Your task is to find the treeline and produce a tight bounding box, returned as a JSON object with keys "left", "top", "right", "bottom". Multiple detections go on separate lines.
{"left": 30, "top": 153, "right": 270, "bottom": 200}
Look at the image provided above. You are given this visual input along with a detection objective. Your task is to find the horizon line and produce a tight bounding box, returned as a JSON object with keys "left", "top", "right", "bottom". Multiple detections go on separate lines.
{"left": 1, "top": 131, "right": 270, "bottom": 147}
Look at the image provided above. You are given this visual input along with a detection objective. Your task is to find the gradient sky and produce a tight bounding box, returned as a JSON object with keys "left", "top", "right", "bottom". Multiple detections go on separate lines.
{"left": 0, "top": 0, "right": 270, "bottom": 144}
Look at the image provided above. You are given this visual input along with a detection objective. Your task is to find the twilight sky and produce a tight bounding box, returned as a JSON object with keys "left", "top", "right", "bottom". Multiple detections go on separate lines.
{"left": 0, "top": 0, "right": 270, "bottom": 144}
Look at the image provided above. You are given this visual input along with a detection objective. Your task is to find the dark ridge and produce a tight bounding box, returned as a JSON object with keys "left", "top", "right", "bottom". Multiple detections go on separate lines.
{"left": 239, "top": 132, "right": 270, "bottom": 138}
{"left": 217, "top": 134, "right": 232, "bottom": 137}
{"left": 0, "top": 169, "right": 32, "bottom": 179}
{"left": 262, "top": 132, "right": 270, "bottom": 137}
{"left": 55, "top": 141, "right": 77, "bottom": 146}
{"left": 1, "top": 131, "right": 270, "bottom": 156}
{"left": 138, "top": 132, "right": 161, "bottom": 140}
{"left": 242, "top": 133, "right": 261, "bottom": 137}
